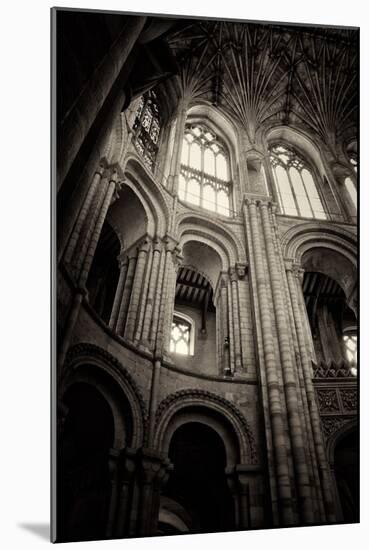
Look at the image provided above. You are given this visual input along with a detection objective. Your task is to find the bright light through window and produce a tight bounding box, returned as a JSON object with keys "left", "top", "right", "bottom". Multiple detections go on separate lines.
{"left": 170, "top": 318, "right": 191, "bottom": 355}
{"left": 343, "top": 334, "right": 357, "bottom": 375}
{"left": 270, "top": 145, "right": 327, "bottom": 220}
{"left": 179, "top": 124, "right": 231, "bottom": 216}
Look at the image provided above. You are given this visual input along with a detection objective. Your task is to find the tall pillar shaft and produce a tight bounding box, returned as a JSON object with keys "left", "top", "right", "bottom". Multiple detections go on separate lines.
{"left": 246, "top": 199, "right": 294, "bottom": 525}
{"left": 141, "top": 240, "right": 162, "bottom": 343}
{"left": 109, "top": 254, "right": 129, "bottom": 330}
{"left": 116, "top": 255, "right": 137, "bottom": 335}
{"left": 286, "top": 264, "right": 336, "bottom": 522}
{"left": 260, "top": 203, "right": 314, "bottom": 523}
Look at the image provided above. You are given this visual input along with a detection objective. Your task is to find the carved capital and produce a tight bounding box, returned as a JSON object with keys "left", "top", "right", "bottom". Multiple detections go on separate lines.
{"left": 236, "top": 262, "right": 248, "bottom": 279}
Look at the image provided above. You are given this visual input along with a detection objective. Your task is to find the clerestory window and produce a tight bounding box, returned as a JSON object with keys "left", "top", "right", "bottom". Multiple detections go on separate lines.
{"left": 179, "top": 124, "right": 231, "bottom": 216}
{"left": 270, "top": 144, "right": 327, "bottom": 220}
{"left": 133, "top": 90, "right": 161, "bottom": 171}
{"left": 170, "top": 313, "right": 195, "bottom": 356}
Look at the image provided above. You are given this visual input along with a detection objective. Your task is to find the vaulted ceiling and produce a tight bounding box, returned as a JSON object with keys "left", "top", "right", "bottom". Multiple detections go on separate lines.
{"left": 160, "top": 20, "right": 358, "bottom": 150}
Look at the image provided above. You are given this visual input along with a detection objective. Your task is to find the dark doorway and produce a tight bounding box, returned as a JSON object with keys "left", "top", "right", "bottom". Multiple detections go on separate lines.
{"left": 57, "top": 383, "right": 114, "bottom": 542}
{"left": 334, "top": 428, "right": 359, "bottom": 523}
{"left": 164, "top": 422, "right": 234, "bottom": 534}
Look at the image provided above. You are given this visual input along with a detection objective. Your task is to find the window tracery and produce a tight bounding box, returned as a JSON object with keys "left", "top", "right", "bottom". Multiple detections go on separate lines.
{"left": 133, "top": 90, "right": 161, "bottom": 171}
{"left": 170, "top": 316, "right": 192, "bottom": 355}
{"left": 179, "top": 124, "right": 231, "bottom": 216}
{"left": 270, "top": 144, "right": 327, "bottom": 220}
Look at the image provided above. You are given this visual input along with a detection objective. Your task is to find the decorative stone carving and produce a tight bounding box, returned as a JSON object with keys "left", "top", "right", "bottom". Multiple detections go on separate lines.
{"left": 340, "top": 388, "right": 357, "bottom": 411}
{"left": 321, "top": 416, "right": 355, "bottom": 439}
{"left": 155, "top": 389, "right": 258, "bottom": 464}
{"left": 316, "top": 389, "right": 340, "bottom": 413}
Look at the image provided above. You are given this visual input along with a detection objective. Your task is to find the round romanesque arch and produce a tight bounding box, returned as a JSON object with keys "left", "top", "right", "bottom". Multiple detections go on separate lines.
{"left": 63, "top": 343, "right": 147, "bottom": 449}
{"left": 124, "top": 155, "right": 171, "bottom": 237}
{"left": 176, "top": 212, "right": 246, "bottom": 270}
{"left": 154, "top": 389, "right": 257, "bottom": 466}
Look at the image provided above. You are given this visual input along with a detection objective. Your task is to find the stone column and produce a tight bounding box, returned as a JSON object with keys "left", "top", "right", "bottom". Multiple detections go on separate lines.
{"left": 167, "top": 98, "right": 189, "bottom": 194}
{"left": 229, "top": 267, "right": 243, "bottom": 373}
{"left": 149, "top": 246, "right": 166, "bottom": 347}
{"left": 260, "top": 202, "right": 314, "bottom": 524}
{"left": 163, "top": 247, "right": 183, "bottom": 353}
{"left": 219, "top": 276, "right": 231, "bottom": 374}
{"left": 63, "top": 162, "right": 106, "bottom": 264}
{"left": 141, "top": 239, "right": 162, "bottom": 344}
{"left": 246, "top": 198, "right": 294, "bottom": 525}
{"left": 115, "top": 449, "right": 137, "bottom": 538}
{"left": 58, "top": 16, "right": 147, "bottom": 189}
{"left": 109, "top": 253, "right": 129, "bottom": 330}
{"left": 106, "top": 449, "right": 121, "bottom": 538}
{"left": 116, "top": 254, "right": 137, "bottom": 335}
{"left": 79, "top": 169, "right": 121, "bottom": 287}
{"left": 125, "top": 238, "right": 151, "bottom": 341}
{"left": 134, "top": 244, "right": 154, "bottom": 344}
{"left": 137, "top": 451, "right": 164, "bottom": 537}
{"left": 286, "top": 261, "right": 336, "bottom": 522}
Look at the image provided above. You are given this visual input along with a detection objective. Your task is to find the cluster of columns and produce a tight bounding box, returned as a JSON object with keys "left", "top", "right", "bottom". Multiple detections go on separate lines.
{"left": 58, "top": 163, "right": 123, "bottom": 371}
{"left": 107, "top": 448, "right": 171, "bottom": 539}
{"left": 226, "top": 465, "right": 264, "bottom": 530}
{"left": 242, "top": 197, "right": 336, "bottom": 526}
{"left": 215, "top": 264, "right": 248, "bottom": 376}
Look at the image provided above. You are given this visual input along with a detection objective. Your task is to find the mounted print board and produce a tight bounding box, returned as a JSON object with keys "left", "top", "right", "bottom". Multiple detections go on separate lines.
{"left": 51, "top": 7, "right": 359, "bottom": 543}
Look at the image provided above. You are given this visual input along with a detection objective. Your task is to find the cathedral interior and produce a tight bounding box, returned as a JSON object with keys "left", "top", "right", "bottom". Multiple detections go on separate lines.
{"left": 54, "top": 9, "right": 358, "bottom": 542}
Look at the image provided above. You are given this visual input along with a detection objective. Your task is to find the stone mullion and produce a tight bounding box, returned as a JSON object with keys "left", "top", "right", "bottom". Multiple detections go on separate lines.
{"left": 79, "top": 171, "right": 119, "bottom": 287}
{"left": 270, "top": 210, "right": 323, "bottom": 520}
{"left": 124, "top": 240, "right": 151, "bottom": 341}
{"left": 64, "top": 164, "right": 105, "bottom": 264}
{"left": 134, "top": 246, "right": 153, "bottom": 344}
{"left": 286, "top": 265, "right": 336, "bottom": 522}
{"left": 72, "top": 175, "right": 108, "bottom": 277}
{"left": 155, "top": 244, "right": 174, "bottom": 355}
{"left": 230, "top": 268, "right": 243, "bottom": 373}
{"left": 227, "top": 280, "right": 235, "bottom": 373}
{"left": 109, "top": 254, "right": 129, "bottom": 330}
{"left": 141, "top": 240, "right": 162, "bottom": 344}
{"left": 247, "top": 199, "right": 294, "bottom": 526}
{"left": 260, "top": 203, "right": 314, "bottom": 524}
{"left": 116, "top": 255, "right": 137, "bottom": 335}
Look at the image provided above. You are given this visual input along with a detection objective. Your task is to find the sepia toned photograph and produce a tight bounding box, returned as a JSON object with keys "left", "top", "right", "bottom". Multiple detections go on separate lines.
{"left": 52, "top": 8, "right": 359, "bottom": 543}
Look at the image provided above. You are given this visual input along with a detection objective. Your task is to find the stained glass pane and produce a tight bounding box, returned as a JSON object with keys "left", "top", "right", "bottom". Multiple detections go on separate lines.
{"left": 203, "top": 185, "right": 216, "bottom": 211}
{"left": 217, "top": 189, "right": 229, "bottom": 216}
{"left": 290, "top": 167, "right": 312, "bottom": 217}
{"left": 275, "top": 165, "right": 297, "bottom": 216}
{"left": 181, "top": 139, "right": 189, "bottom": 165}
{"left": 141, "top": 107, "right": 153, "bottom": 132}
{"left": 204, "top": 148, "right": 216, "bottom": 176}
{"left": 187, "top": 178, "right": 200, "bottom": 205}
{"left": 189, "top": 142, "right": 202, "bottom": 170}
{"left": 216, "top": 154, "right": 228, "bottom": 180}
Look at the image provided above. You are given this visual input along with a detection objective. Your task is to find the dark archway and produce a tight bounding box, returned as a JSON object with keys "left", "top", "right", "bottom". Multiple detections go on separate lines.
{"left": 57, "top": 383, "right": 114, "bottom": 542}
{"left": 163, "top": 422, "right": 234, "bottom": 534}
{"left": 86, "top": 220, "right": 120, "bottom": 325}
{"left": 334, "top": 428, "right": 359, "bottom": 523}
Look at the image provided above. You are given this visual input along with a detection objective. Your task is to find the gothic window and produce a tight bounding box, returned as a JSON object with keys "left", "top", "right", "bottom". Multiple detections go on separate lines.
{"left": 170, "top": 313, "right": 195, "bottom": 356}
{"left": 270, "top": 144, "right": 327, "bottom": 220}
{"left": 170, "top": 316, "right": 191, "bottom": 355}
{"left": 343, "top": 333, "right": 357, "bottom": 375}
{"left": 179, "top": 124, "right": 231, "bottom": 216}
{"left": 133, "top": 90, "right": 161, "bottom": 171}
